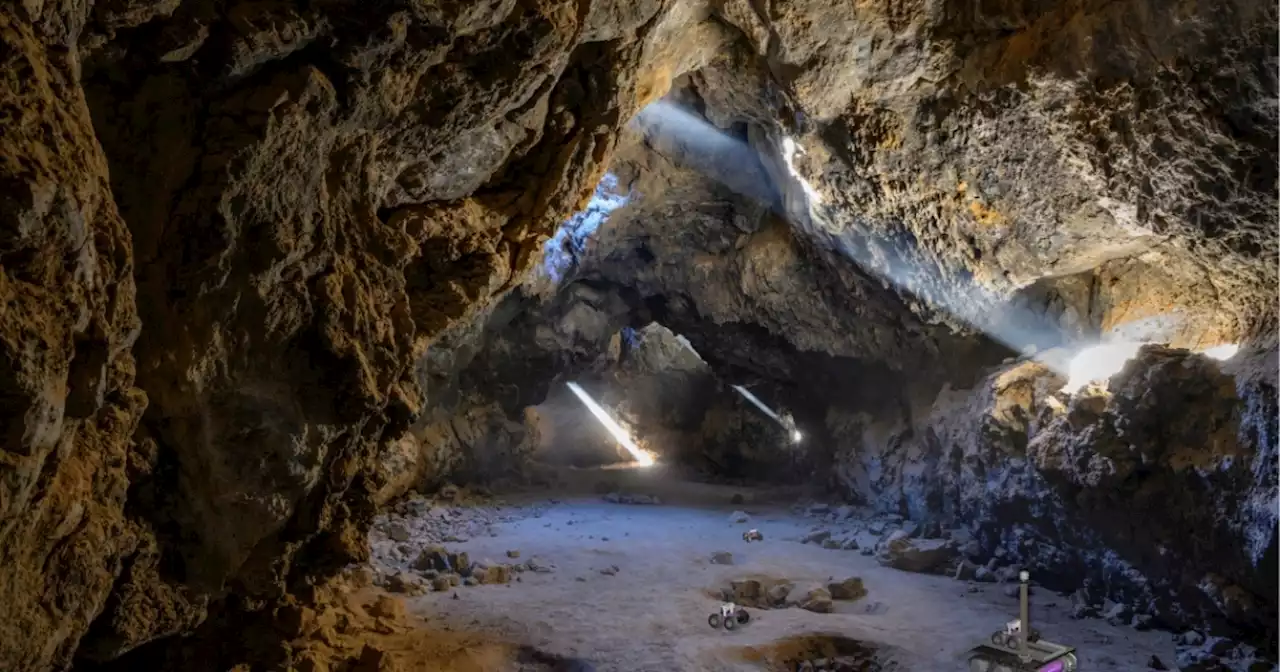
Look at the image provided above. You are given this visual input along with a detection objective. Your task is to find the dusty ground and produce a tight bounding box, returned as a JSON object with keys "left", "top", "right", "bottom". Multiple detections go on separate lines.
{"left": 357, "top": 464, "right": 1189, "bottom": 672}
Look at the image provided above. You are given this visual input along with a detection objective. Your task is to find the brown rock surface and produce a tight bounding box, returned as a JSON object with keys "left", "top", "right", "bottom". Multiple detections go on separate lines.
{"left": 2, "top": 0, "right": 727, "bottom": 668}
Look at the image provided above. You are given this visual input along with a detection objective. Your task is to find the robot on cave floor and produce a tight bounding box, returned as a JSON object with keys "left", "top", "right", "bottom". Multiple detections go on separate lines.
{"left": 964, "top": 571, "right": 1079, "bottom": 672}
{"left": 708, "top": 602, "right": 751, "bottom": 630}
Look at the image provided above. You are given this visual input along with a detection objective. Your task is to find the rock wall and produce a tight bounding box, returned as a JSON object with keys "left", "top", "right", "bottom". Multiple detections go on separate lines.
{"left": 1, "top": 0, "right": 733, "bottom": 668}
{"left": 832, "top": 345, "right": 1278, "bottom": 644}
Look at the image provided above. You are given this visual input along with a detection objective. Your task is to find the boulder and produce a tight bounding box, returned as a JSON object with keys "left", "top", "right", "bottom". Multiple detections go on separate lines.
{"left": 386, "top": 523, "right": 411, "bottom": 543}
{"left": 386, "top": 573, "right": 425, "bottom": 596}
{"left": 478, "top": 565, "right": 512, "bottom": 585}
{"left": 802, "top": 529, "right": 832, "bottom": 545}
{"left": 827, "top": 577, "right": 867, "bottom": 601}
{"left": 412, "top": 547, "right": 470, "bottom": 575}
{"left": 876, "top": 533, "right": 956, "bottom": 573}
{"left": 796, "top": 586, "right": 834, "bottom": 613}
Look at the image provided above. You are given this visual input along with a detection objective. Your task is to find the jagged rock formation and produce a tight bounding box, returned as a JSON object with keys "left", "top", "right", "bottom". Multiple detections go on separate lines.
{"left": 2, "top": 0, "right": 730, "bottom": 669}
{"left": 834, "top": 345, "right": 1278, "bottom": 641}
{"left": 1, "top": 0, "right": 1275, "bottom": 668}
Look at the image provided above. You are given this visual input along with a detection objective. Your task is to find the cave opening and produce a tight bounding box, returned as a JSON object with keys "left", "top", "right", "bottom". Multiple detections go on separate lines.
{"left": 4, "top": 3, "right": 1276, "bottom": 672}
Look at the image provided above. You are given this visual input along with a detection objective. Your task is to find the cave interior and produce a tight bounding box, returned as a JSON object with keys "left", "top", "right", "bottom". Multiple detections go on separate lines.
{"left": 0, "top": 1, "right": 1277, "bottom": 672}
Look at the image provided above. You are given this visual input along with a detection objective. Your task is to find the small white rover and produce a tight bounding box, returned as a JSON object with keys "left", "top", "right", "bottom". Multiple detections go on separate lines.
{"left": 707, "top": 602, "right": 751, "bottom": 630}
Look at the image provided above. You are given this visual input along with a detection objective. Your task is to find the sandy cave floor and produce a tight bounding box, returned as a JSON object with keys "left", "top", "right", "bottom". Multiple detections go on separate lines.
{"left": 363, "top": 466, "right": 1179, "bottom": 672}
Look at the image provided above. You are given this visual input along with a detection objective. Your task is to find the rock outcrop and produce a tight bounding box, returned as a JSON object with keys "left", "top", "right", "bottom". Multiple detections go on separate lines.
{"left": 838, "top": 345, "right": 1278, "bottom": 644}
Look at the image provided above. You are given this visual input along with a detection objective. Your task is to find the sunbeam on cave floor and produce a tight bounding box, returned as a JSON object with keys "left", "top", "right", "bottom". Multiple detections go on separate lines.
{"left": 345, "top": 467, "right": 1178, "bottom": 672}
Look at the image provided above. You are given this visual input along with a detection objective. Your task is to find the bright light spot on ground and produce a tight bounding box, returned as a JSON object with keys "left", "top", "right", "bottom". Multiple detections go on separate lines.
{"left": 541, "top": 173, "right": 630, "bottom": 285}
{"left": 1063, "top": 342, "right": 1144, "bottom": 394}
{"left": 781, "top": 136, "right": 823, "bottom": 205}
{"left": 791, "top": 429, "right": 804, "bottom": 444}
{"left": 565, "top": 382, "right": 656, "bottom": 467}
{"left": 1201, "top": 343, "right": 1240, "bottom": 361}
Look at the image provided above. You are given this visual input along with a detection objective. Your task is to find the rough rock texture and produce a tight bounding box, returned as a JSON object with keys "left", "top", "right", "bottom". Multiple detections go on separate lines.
{"left": 0, "top": 11, "right": 148, "bottom": 669}
{"left": 2, "top": 0, "right": 1276, "bottom": 667}
{"left": 837, "top": 346, "right": 1277, "bottom": 644}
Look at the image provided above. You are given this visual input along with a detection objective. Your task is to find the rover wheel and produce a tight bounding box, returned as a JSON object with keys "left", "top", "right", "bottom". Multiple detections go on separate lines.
{"left": 1060, "top": 653, "right": 1078, "bottom": 672}
{"left": 990, "top": 632, "right": 1005, "bottom": 647}
{"left": 968, "top": 655, "right": 992, "bottom": 672}
{"left": 1028, "top": 629, "right": 1041, "bottom": 643}
{"left": 736, "top": 609, "right": 750, "bottom": 625}
{"left": 723, "top": 614, "right": 737, "bottom": 630}
{"left": 708, "top": 613, "right": 722, "bottom": 628}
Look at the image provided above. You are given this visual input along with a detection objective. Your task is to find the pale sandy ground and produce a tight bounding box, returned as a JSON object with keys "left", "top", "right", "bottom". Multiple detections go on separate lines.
{"left": 396, "top": 465, "right": 1177, "bottom": 672}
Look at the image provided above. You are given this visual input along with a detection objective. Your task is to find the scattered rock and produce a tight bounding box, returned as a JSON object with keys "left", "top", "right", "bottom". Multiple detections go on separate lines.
{"left": 797, "top": 587, "right": 834, "bottom": 614}
{"left": 367, "top": 595, "right": 405, "bottom": 620}
{"left": 353, "top": 644, "right": 399, "bottom": 672}
{"left": 953, "top": 559, "right": 978, "bottom": 581}
{"left": 767, "top": 582, "right": 794, "bottom": 606}
{"left": 802, "top": 530, "right": 832, "bottom": 545}
{"left": 411, "top": 547, "right": 470, "bottom": 575}
{"left": 506, "top": 550, "right": 521, "bottom": 559}
{"left": 478, "top": 565, "right": 512, "bottom": 584}
{"left": 834, "top": 505, "right": 856, "bottom": 520}
{"left": 728, "top": 578, "right": 766, "bottom": 604}
{"left": 1104, "top": 602, "right": 1132, "bottom": 626}
{"left": 729, "top": 510, "right": 751, "bottom": 524}
{"left": 994, "top": 566, "right": 1021, "bottom": 583}
{"left": 386, "top": 573, "right": 425, "bottom": 595}
{"left": 827, "top": 577, "right": 867, "bottom": 601}
{"left": 386, "top": 523, "right": 411, "bottom": 543}
{"left": 295, "top": 651, "right": 331, "bottom": 672}
{"left": 821, "top": 538, "right": 842, "bottom": 549}
{"left": 876, "top": 533, "right": 956, "bottom": 573}
{"left": 1179, "top": 631, "right": 1207, "bottom": 646}
{"left": 1067, "top": 590, "right": 1099, "bottom": 619}
{"left": 525, "top": 557, "right": 555, "bottom": 573}
{"left": 710, "top": 551, "right": 734, "bottom": 565}
{"left": 840, "top": 538, "right": 860, "bottom": 551}
{"left": 599, "top": 565, "right": 620, "bottom": 576}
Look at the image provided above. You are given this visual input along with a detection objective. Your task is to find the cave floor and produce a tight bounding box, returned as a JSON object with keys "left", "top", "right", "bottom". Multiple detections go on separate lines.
{"left": 368, "top": 466, "right": 1178, "bottom": 672}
